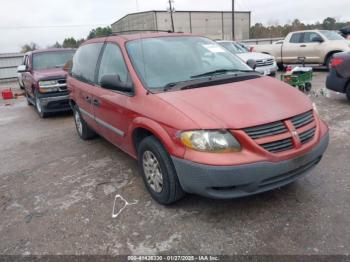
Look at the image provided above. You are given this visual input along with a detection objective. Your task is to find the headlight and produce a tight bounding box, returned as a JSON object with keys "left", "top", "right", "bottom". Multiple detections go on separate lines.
{"left": 39, "top": 80, "right": 59, "bottom": 93}
{"left": 180, "top": 130, "right": 241, "bottom": 153}
{"left": 312, "top": 103, "right": 318, "bottom": 114}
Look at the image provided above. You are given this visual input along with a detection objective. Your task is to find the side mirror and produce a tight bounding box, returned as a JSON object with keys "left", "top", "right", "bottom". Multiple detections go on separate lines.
{"left": 100, "top": 74, "right": 133, "bottom": 93}
{"left": 246, "top": 59, "right": 257, "bottom": 70}
{"left": 17, "top": 65, "right": 27, "bottom": 73}
{"left": 312, "top": 36, "right": 324, "bottom": 43}
{"left": 63, "top": 60, "right": 73, "bottom": 73}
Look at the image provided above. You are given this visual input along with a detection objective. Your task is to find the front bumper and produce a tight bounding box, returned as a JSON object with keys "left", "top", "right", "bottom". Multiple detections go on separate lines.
{"left": 37, "top": 93, "right": 71, "bottom": 112}
{"left": 172, "top": 133, "right": 329, "bottom": 199}
{"left": 255, "top": 64, "right": 278, "bottom": 76}
{"left": 326, "top": 68, "right": 347, "bottom": 93}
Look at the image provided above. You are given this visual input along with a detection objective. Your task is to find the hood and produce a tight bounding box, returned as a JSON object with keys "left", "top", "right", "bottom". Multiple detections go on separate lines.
{"left": 33, "top": 68, "right": 67, "bottom": 81}
{"left": 156, "top": 77, "right": 312, "bottom": 130}
{"left": 236, "top": 52, "right": 274, "bottom": 62}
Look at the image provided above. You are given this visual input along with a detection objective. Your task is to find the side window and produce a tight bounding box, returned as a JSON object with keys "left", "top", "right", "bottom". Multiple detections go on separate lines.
{"left": 97, "top": 43, "right": 129, "bottom": 85}
{"left": 71, "top": 43, "right": 103, "bottom": 83}
{"left": 290, "top": 33, "right": 303, "bottom": 43}
{"left": 304, "top": 32, "right": 322, "bottom": 43}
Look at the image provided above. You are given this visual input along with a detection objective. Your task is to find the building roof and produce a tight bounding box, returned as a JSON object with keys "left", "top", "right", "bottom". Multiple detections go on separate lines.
{"left": 112, "top": 10, "right": 251, "bottom": 26}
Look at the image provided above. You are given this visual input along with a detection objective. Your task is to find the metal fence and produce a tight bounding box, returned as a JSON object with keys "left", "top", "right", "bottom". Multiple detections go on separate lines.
{"left": 240, "top": 37, "right": 284, "bottom": 45}
{"left": 0, "top": 53, "right": 24, "bottom": 81}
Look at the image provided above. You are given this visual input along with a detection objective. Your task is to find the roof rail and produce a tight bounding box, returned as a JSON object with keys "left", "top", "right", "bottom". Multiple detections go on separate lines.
{"left": 111, "top": 29, "right": 175, "bottom": 35}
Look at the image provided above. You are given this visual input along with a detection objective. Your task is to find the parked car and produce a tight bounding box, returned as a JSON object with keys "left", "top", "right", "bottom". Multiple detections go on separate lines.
{"left": 17, "top": 48, "right": 76, "bottom": 118}
{"left": 254, "top": 30, "right": 350, "bottom": 70}
{"left": 326, "top": 51, "right": 350, "bottom": 100}
{"left": 17, "top": 55, "right": 27, "bottom": 89}
{"left": 67, "top": 32, "right": 329, "bottom": 205}
{"left": 217, "top": 40, "right": 277, "bottom": 76}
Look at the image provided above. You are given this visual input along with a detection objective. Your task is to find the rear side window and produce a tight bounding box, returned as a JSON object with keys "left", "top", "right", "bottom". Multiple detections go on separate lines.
{"left": 97, "top": 43, "right": 129, "bottom": 85}
{"left": 290, "top": 33, "right": 303, "bottom": 43}
{"left": 71, "top": 43, "right": 103, "bottom": 83}
{"left": 303, "top": 32, "right": 322, "bottom": 43}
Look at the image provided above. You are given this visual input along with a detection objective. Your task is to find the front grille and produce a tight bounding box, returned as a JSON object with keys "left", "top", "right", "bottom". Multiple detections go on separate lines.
{"left": 244, "top": 121, "right": 287, "bottom": 139}
{"left": 299, "top": 127, "right": 316, "bottom": 144}
{"left": 256, "top": 58, "right": 275, "bottom": 67}
{"left": 291, "top": 110, "right": 314, "bottom": 128}
{"left": 244, "top": 111, "right": 316, "bottom": 154}
{"left": 261, "top": 138, "right": 294, "bottom": 153}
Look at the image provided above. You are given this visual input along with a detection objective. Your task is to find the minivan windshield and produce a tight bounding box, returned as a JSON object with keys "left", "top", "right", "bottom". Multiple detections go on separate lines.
{"left": 33, "top": 51, "right": 75, "bottom": 70}
{"left": 320, "top": 30, "right": 344, "bottom": 40}
{"left": 126, "top": 36, "right": 252, "bottom": 90}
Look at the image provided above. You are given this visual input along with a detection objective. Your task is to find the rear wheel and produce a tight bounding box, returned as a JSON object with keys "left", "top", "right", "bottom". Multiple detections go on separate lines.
{"left": 73, "top": 105, "right": 96, "bottom": 140}
{"left": 25, "top": 90, "right": 32, "bottom": 106}
{"left": 138, "top": 136, "right": 185, "bottom": 205}
{"left": 346, "top": 83, "right": 350, "bottom": 101}
{"left": 277, "top": 63, "right": 285, "bottom": 71}
{"left": 325, "top": 55, "right": 334, "bottom": 71}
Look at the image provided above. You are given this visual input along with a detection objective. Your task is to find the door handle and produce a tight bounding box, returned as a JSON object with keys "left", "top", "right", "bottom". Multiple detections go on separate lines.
{"left": 85, "top": 96, "right": 92, "bottom": 104}
{"left": 93, "top": 99, "right": 100, "bottom": 107}
{"left": 300, "top": 45, "right": 306, "bottom": 47}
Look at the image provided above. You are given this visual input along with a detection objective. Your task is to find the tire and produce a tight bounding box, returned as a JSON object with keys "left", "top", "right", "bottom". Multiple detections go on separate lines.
{"left": 73, "top": 105, "right": 96, "bottom": 140}
{"left": 25, "top": 90, "right": 32, "bottom": 106}
{"left": 138, "top": 136, "right": 185, "bottom": 205}
{"left": 34, "top": 91, "right": 48, "bottom": 118}
{"left": 305, "top": 82, "right": 312, "bottom": 93}
{"left": 325, "top": 55, "right": 333, "bottom": 71}
{"left": 277, "top": 63, "right": 285, "bottom": 71}
{"left": 346, "top": 83, "right": 350, "bottom": 101}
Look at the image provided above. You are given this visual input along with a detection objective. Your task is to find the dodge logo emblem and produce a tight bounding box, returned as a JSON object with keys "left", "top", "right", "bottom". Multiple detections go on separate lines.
{"left": 291, "top": 130, "right": 298, "bottom": 137}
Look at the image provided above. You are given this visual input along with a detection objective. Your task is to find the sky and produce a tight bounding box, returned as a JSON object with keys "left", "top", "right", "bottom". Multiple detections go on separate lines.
{"left": 0, "top": 0, "right": 348, "bottom": 53}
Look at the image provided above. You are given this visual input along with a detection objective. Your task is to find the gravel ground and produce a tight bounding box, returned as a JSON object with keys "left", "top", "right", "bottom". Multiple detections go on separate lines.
{"left": 0, "top": 71, "right": 349, "bottom": 256}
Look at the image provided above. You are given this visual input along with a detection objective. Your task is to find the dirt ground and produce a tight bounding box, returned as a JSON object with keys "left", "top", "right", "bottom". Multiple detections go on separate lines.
{"left": 0, "top": 71, "right": 349, "bottom": 255}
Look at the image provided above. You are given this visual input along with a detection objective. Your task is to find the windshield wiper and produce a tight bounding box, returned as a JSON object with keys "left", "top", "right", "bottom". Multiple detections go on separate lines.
{"left": 190, "top": 69, "right": 254, "bottom": 79}
{"left": 163, "top": 80, "right": 193, "bottom": 92}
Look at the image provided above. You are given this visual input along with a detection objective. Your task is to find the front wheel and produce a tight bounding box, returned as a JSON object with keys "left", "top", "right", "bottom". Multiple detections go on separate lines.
{"left": 138, "top": 136, "right": 185, "bottom": 205}
{"left": 35, "top": 91, "right": 48, "bottom": 118}
{"left": 73, "top": 105, "right": 96, "bottom": 140}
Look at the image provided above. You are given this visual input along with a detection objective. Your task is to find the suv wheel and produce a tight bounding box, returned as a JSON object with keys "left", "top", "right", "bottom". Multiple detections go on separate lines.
{"left": 346, "top": 83, "right": 350, "bottom": 101}
{"left": 73, "top": 105, "right": 96, "bottom": 140}
{"left": 25, "top": 90, "right": 32, "bottom": 106}
{"left": 325, "top": 55, "right": 333, "bottom": 71}
{"left": 138, "top": 136, "right": 185, "bottom": 205}
{"left": 35, "top": 91, "right": 48, "bottom": 118}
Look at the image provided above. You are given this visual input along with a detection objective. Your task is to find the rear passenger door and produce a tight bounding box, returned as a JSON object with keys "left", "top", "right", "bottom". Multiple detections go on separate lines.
{"left": 70, "top": 43, "right": 104, "bottom": 131}
{"left": 93, "top": 42, "right": 134, "bottom": 150}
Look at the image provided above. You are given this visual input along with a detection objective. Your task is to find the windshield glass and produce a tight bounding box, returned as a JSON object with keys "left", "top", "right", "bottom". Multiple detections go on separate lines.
{"left": 219, "top": 42, "right": 247, "bottom": 54}
{"left": 33, "top": 51, "right": 75, "bottom": 70}
{"left": 320, "top": 30, "right": 344, "bottom": 40}
{"left": 126, "top": 37, "right": 252, "bottom": 90}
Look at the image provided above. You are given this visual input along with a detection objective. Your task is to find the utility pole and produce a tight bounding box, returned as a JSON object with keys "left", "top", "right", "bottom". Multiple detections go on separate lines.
{"left": 232, "top": 0, "right": 235, "bottom": 40}
{"left": 168, "top": 0, "right": 175, "bottom": 32}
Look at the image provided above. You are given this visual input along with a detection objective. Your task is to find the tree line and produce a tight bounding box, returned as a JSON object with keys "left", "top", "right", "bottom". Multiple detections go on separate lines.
{"left": 21, "top": 26, "right": 112, "bottom": 53}
{"left": 21, "top": 17, "right": 350, "bottom": 52}
{"left": 250, "top": 17, "right": 350, "bottom": 38}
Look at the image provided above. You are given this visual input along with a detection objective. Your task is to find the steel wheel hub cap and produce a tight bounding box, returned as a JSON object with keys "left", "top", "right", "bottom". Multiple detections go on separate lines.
{"left": 142, "top": 151, "right": 163, "bottom": 193}
{"left": 75, "top": 111, "right": 83, "bottom": 135}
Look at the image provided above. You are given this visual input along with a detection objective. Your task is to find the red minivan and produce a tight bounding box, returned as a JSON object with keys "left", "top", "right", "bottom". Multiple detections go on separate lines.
{"left": 67, "top": 32, "right": 329, "bottom": 205}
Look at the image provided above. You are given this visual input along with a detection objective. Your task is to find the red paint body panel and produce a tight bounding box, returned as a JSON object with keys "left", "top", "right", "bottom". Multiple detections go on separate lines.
{"left": 68, "top": 33, "right": 329, "bottom": 167}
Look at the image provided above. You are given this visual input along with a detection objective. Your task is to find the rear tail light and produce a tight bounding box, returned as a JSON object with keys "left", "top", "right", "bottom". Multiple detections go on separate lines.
{"left": 331, "top": 58, "right": 344, "bottom": 68}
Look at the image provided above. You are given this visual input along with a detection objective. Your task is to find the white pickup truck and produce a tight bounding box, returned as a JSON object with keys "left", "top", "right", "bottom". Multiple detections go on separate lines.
{"left": 254, "top": 30, "right": 350, "bottom": 70}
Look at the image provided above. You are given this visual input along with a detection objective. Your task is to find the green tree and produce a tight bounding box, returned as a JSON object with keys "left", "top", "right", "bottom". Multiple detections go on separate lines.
{"left": 51, "top": 41, "right": 62, "bottom": 48}
{"left": 21, "top": 42, "right": 39, "bottom": 53}
{"left": 323, "top": 17, "right": 337, "bottom": 30}
{"left": 87, "top": 26, "right": 112, "bottom": 39}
